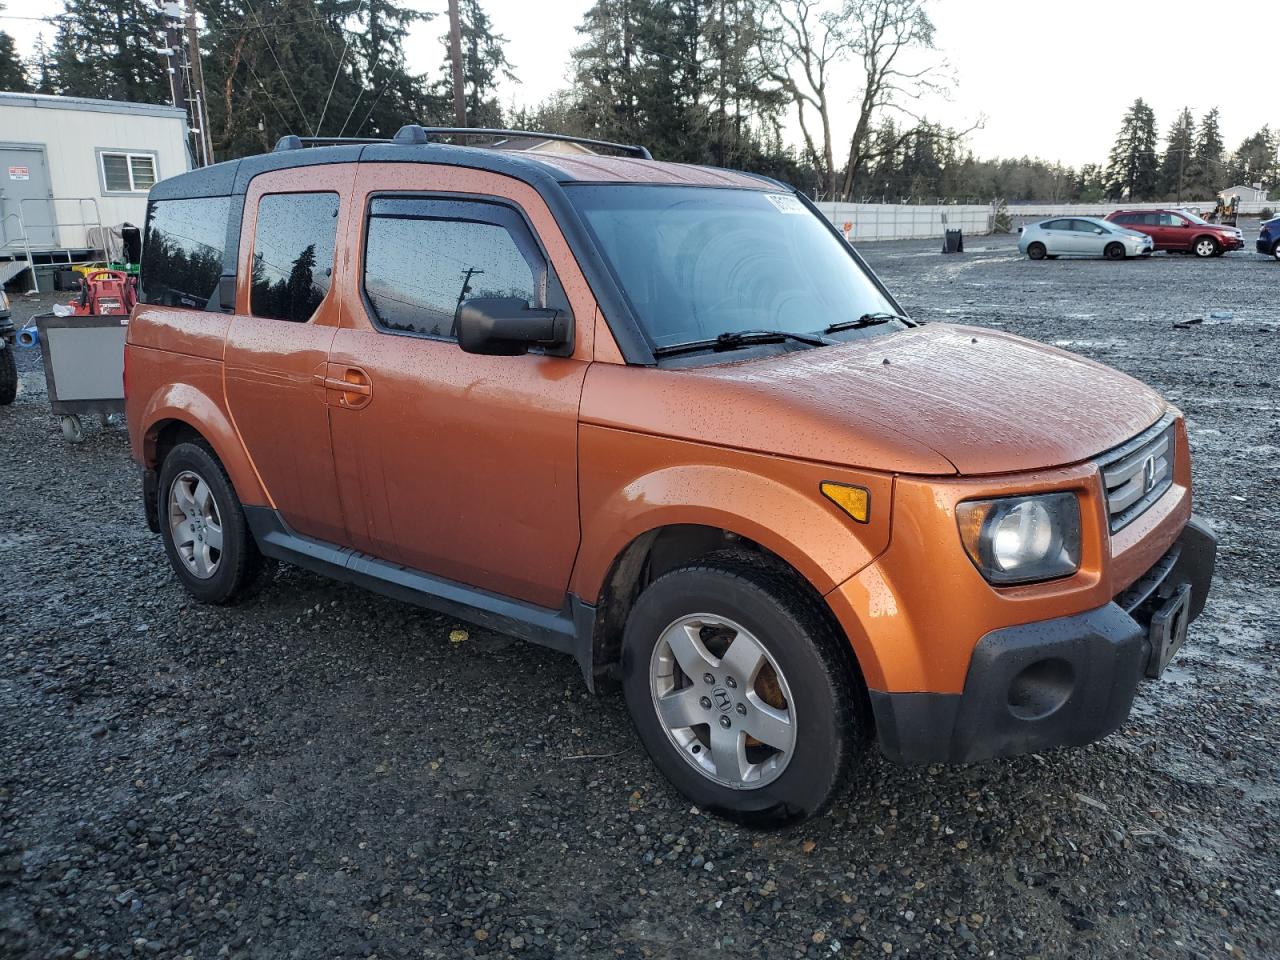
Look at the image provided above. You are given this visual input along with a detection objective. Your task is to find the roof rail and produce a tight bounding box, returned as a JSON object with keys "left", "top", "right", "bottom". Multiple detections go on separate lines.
{"left": 273, "top": 135, "right": 390, "bottom": 152}
{"left": 392, "top": 125, "right": 653, "bottom": 160}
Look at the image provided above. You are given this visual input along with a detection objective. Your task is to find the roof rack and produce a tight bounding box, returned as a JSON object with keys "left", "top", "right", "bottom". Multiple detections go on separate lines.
{"left": 273, "top": 127, "right": 653, "bottom": 159}
{"left": 273, "top": 135, "right": 392, "bottom": 152}
{"left": 392, "top": 125, "right": 652, "bottom": 159}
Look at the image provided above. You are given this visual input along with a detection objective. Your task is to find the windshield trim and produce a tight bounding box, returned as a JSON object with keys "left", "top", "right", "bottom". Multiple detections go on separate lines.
{"left": 564, "top": 182, "right": 908, "bottom": 360}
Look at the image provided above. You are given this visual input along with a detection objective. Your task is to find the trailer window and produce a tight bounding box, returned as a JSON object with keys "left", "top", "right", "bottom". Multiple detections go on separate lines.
{"left": 99, "top": 151, "right": 158, "bottom": 194}
{"left": 140, "top": 196, "right": 231, "bottom": 310}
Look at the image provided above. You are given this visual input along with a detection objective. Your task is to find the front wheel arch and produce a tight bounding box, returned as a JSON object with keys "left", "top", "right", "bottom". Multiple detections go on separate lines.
{"left": 588, "top": 525, "right": 871, "bottom": 711}
{"left": 1192, "top": 235, "right": 1220, "bottom": 257}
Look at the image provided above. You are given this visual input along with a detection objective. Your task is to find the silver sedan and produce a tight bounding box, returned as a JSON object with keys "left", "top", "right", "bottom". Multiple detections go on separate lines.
{"left": 1018, "top": 217, "right": 1154, "bottom": 260}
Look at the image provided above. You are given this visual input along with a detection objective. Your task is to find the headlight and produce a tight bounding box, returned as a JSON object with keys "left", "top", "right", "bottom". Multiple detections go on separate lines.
{"left": 956, "top": 493, "right": 1081, "bottom": 585}
{"left": 0, "top": 290, "right": 9, "bottom": 311}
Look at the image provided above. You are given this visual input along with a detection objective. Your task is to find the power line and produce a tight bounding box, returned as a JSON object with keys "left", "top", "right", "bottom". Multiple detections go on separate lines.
{"left": 240, "top": 0, "right": 314, "bottom": 135}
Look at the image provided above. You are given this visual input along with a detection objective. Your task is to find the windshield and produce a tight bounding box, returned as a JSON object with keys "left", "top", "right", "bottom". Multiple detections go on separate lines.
{"left": 1180, "top": 209, "right": 1209, "bottom": 225}
{"left": 567, "top": 185, "right": 900, "bottom": 350}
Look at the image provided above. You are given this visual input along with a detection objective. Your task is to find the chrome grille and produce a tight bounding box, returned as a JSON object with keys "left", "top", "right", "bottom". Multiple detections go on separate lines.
{"left": 1097, "top": 416, "right": 1176, "bottom": 532}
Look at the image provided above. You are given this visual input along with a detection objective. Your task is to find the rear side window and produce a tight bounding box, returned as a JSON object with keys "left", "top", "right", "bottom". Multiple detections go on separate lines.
{"left": 250, "top": 192, "right": 339, "bottom": 323}
{"left": 140, "top": 197, "right": 231, "bottom": 309}
{"left": 362, "top": 197, "right": 563, "bottom": 340}
{"left": 1043, "top": 219, "right": 1070, "bottom": 231}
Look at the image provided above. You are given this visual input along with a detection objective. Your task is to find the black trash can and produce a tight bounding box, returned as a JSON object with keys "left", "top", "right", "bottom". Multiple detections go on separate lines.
{"left": 942, "top": 229, "right": 964, "bottom": 254}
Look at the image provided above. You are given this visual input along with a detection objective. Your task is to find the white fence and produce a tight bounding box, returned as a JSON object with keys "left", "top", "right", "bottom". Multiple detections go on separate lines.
{"left": 818, "top": 202, "right": 995, "bottom": 241}
{"left": 1007, "top": 199, "right": 1273, "bottom": 218}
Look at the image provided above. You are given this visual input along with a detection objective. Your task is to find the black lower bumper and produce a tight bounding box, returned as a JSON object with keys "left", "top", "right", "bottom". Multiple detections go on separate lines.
{"left": 871, "top": 515, "right": 1217, "bottom": 764}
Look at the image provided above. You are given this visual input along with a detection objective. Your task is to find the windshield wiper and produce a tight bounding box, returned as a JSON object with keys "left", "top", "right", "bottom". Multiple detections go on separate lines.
{"left": 653, "top": 328, "right": 831, "bottom": 358}
{"left": 823, "top": 311, "right": 911, "bottom": 334}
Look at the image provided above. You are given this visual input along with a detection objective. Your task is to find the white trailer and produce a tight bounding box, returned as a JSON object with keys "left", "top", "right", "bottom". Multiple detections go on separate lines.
{"left": 0, "top": 92, "right": 191, "bottom": 290}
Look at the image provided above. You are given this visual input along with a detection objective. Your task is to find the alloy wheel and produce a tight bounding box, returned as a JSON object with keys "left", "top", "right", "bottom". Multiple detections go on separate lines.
{"left": 1195, "top": 239, "right": 1216, "bottom": 257}
{"left": 649, "top": 614, "right": 796, "bottom": 790}
{"left": 167, "top": 469, "right": 223, "bottom": 579}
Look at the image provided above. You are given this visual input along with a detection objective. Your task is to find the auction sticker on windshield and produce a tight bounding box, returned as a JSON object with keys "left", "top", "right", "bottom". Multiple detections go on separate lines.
{"left": 765, "top": 193, "right": 806, "bottom": 214}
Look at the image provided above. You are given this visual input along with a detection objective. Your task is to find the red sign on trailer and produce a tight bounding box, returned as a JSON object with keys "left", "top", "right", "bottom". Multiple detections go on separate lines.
{"left": 8, "top": 166, "right": 30, "bottom": 180}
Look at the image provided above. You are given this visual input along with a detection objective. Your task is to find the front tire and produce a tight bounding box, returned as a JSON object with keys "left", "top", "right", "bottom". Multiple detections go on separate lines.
{"left": 621, "top": 554, "right": 863, "bottom": 825}
{"left": 1193, "top": 236, "right": 1219, "bottom": 258}
{"left": 1271, "top": 240, "right": 1279, "bottom": 261}
{"left": 1027, "top": 242, "right": 1046, "bottom": 261}
{"left": 157, "top": 440, "right": 267, "bottom": 604}
{"left": 1104, "top": 242, "right": 1125, "bottom": 260}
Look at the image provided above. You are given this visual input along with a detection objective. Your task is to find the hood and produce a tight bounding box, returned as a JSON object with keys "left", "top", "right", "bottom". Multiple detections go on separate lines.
{"left": 581, "top": 325, "right": 1170, "bottom": 476}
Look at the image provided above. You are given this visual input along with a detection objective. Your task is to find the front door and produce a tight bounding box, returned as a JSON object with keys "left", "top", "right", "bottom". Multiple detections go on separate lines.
{"left": 222, "top": 165, "right": 354, "bottom": 545}
{"left": 0, "top": 144, "right": 56, "bottom": 248}
{"left": 325, "top": 164, "right": 595, "bottom": 610}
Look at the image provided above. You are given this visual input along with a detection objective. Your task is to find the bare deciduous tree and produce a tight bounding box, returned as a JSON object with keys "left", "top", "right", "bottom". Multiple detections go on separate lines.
{"left": 764, "top": 0, "right": 961, "bottom": 200}
{"left": 759, "top": 0, "right": 848, "bottom": 199}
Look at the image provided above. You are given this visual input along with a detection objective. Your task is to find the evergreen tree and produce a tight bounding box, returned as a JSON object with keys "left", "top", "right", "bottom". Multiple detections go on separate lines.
{"left": 53, "top": 0, "right": 167, "bottom": 102}
{"left": 196, "top": 0, "right": 444, "bottom": 160}
{"left": 1225, "top": 127, "right": 1277, "bottom": 192}
{"left": 28, "top": 34, "right": 57, "bottom": 94}
{"left": 0, "top": 32, "right": 29, "bottom": 92}
{"left": 1103, "top": 98, "right": 1159, "bottom": 200}
{"left": 440, "top": 0, "right": 516, "bottom": 127}
{"left": 571, "top": 0, "right": 788, "bottom": 168}
{"left": 0, "top": 3, "right": 32, "bottom": 92}
{"left": 1159, "top": 107, "right": 1195, "bottom": 201}
{"left": 1185, "top": 107, "right": 1224, "bottom": 197}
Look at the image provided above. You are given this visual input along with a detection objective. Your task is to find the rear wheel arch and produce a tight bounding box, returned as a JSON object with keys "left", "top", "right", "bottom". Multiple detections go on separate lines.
{"left": 586, "top": 524, "right": 872, "bottom": 722}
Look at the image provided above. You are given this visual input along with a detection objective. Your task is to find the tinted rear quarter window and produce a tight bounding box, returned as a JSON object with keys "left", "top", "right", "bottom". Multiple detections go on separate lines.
{"left": 140, "top": 197, "right": 231, "bottom": 309}
{"left": 251, "top": 192, "right": 340, "bottom": 323}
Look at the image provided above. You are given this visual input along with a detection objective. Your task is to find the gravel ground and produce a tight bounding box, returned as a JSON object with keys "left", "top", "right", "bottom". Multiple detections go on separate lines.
{"left": 1, "top": 230, "right": 1278, "bottom": 960}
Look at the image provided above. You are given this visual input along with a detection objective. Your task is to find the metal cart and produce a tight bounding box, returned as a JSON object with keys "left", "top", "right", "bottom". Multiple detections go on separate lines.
{"left": 33, "top": 312, "right": 127, "bottom": 442}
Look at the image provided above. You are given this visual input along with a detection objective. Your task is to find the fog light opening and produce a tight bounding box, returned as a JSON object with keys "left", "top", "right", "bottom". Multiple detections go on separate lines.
{"left": 1007, "top": 658, "right": 1075, "bottom": 721}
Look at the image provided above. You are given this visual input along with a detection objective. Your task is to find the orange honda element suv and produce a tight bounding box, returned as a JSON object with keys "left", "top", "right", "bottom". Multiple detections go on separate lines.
{"left": 126, "top": 126, "right": 1216, "bottom": 823}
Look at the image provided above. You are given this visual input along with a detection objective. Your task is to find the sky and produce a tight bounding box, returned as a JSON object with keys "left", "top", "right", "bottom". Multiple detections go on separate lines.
{"left": 2, "top": 0, "right": 1276, "bottom": 169}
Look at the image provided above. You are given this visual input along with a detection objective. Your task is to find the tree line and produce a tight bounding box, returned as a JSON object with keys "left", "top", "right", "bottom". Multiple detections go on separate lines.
{"left": 0, "top": 1, "right": 1274, "bottom": 203}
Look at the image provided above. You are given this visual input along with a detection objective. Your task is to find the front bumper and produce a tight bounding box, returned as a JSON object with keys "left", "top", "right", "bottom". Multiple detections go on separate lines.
{"left": 870, "top": 515, "right": 1216, "bottom": 763}
{"left": 1222, "top": 237, "right": 1244, "bottom": 251}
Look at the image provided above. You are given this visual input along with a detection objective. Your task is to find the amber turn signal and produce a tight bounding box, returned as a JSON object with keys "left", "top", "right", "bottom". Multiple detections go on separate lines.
{"left": 820, "top": 482, "right": 870, "bottom": 523}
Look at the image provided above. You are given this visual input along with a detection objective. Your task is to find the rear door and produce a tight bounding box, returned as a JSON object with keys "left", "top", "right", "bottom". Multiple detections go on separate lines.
{"left": 1040, "top": 219, "right": 1072, "bottom": 254}
{"left": 0, "top": 144, "right": 56, "bottom": 248}
{"left": 221, "top": 165, "right": 354, "bottom": 544}
{"left": 324, "top": 163, "right": 596, "bottom": 610}
{"left": 1159, "top": 211, "right": 1190, "bottom": 249}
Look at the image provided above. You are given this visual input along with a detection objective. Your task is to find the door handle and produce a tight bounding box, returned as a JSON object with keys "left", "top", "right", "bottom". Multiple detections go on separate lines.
{"left": 314, "top": 366, "right": 372, "bottom": 409}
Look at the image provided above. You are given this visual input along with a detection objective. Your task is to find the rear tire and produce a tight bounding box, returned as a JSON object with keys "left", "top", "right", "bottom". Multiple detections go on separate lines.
{"left": 1027, "top": 242, "right": 1046, "bottom": 261}
{"left": 1193, "top": 236, "right": 1219, "bottom": 258}
{"left": 620, "top": 553, "right": 864, "bottom": 825}
{"left": 0, "top": 346, "right": 15, "bottom": 406}
{"left": 1104, "top": 242, "right": 1125, "bottom": 260}
{"left": 157, "top": 440, "right": 268, "bottom": 604}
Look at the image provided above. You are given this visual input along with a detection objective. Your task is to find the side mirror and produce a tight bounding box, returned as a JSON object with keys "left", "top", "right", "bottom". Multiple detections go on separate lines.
{"left": 1095, "top": 228, "right": 1105, "bottom": 234}
{"left": 455, "top": 297, "right": 570, "bottom": 356}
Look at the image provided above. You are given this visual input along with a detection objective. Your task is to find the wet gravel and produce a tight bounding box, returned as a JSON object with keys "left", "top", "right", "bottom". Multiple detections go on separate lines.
{"left": 2, "top": 229, "right": 1278, "bottom": 960}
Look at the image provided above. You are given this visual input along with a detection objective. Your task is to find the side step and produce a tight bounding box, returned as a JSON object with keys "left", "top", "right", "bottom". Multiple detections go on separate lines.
{"left": 242, "top": 506, "right": 598, "bottom": 687}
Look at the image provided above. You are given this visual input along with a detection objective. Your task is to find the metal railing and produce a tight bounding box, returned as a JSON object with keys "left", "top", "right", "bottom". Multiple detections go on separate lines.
{"left": 0, "top": 197, "right": 105, "bottom": 293}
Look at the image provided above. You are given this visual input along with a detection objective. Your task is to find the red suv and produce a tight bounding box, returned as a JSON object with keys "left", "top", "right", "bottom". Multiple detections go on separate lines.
{"left": 1105, "top": 209, "right": 1243, "bottom": 257}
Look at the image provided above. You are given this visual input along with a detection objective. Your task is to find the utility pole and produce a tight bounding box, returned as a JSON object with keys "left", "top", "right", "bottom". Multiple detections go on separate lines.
{"left": 1176, "top": 146, "right": 1185, "bottom": 206}
{"left": 159, "top": 2, "right": 187, "bottom": 120}
{"left": 447, "top": 0, "right": 467, "bottom": 128}
{"left": 183, "top": 3, "right": 213, "bottom": 166}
